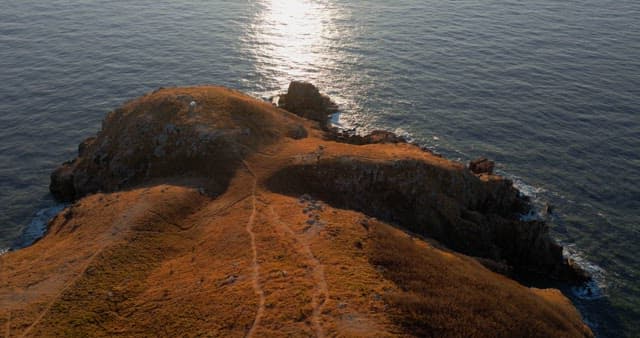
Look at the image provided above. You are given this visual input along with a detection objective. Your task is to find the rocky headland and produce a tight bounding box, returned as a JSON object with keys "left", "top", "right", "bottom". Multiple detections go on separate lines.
{"left": 1, "top": 83, "right": 592, "bottom": 337}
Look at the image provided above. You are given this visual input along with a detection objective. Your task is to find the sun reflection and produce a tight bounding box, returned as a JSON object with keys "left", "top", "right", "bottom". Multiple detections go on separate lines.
{"left": 247, "top": 0, "right": 335, "bottom": 88}
{"left": 243, "top": 0, "right": 368, "bottom": 131}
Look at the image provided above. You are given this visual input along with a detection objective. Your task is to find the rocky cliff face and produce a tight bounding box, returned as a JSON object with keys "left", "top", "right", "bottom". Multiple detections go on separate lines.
{"left": 270, "top": 82, "right": 585, "bottom": 281}
{"left": 1, "top": 85, "right": 592, "bottom": 337}
{"left": 267, "top": 156, "right": 582, "bottom": 281}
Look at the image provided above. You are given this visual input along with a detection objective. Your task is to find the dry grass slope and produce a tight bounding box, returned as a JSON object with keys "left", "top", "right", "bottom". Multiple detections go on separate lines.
{"left": 367, "top": 223, "right": 592, "bottom": 338}
{"left": 1, "top": 86, "right": 593, "bottom": 337}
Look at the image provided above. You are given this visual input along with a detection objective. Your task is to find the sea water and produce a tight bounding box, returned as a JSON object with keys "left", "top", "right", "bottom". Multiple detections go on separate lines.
{"left": 0, "top": 1, "right": 638, "bottom": 336}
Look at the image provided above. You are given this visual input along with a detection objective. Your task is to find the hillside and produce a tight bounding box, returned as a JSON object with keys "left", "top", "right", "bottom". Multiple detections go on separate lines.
{"left": 0, "top": 85, "right": 592, "bottom": 337}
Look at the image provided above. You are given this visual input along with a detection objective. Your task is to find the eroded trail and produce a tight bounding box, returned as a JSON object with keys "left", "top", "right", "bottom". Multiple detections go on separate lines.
{"left": 270, "top": 205, "right": 329, "bottom": 338}
{"left": 4, "top": 310, "right": 10, "bottom": 338}
{"left": 17, "top": 197, "right": 173, "bottom": 337}
{"left": 1, "top": 253, "right": 10, "bottom": 338}
{"left": 18, "top": 250, "right": 102, "bottom": 338}
{"left": 243, "top": 162, "right": 265, "bottom": 338}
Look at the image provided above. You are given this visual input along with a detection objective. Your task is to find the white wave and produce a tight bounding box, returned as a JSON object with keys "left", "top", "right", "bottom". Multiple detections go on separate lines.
{"left": 393, "top": 127, "right": 415, "bottom": 143}
{"left": 519, "top": 208, "right": 543, "bottom": 222}
{"left": 510, "top": 176, "right": 549, "bottom": 221}
{"left": 509, "top": 173, "right": 607, "bottom": 302}
{"left": 512, "top": 176, "right": 547, "bottom": 199}
{"left": 563, "top": 245, "right": 607, "bottom": 300}
{"left": 330, "top": 111, "right": 350, "bottom": 129}
{"left": 0, "top": 247, "right": 9, "bottom": 256}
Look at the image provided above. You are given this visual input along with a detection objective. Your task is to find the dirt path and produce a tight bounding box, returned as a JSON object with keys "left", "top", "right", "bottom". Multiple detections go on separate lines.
{"left": 269, "top": 205, "right": 328, "bottom": 338}
{"left": 5, "top": 310, "right": 10, "bottom": 338}
{"left": 18, "top": 250, "right": 101, "bottom": 338}
{"left": 17, "top": 198, "right": 159, "bottom": 337}
{"left": 1, "top": 252, "right": 10, "bottom": 338}
{"left": 243, "top": 162, "right": 265, "bottom": 338}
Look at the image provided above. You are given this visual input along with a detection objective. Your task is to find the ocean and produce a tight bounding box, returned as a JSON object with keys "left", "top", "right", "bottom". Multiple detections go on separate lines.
{"left": 0, "top": 0, "right": 638, "bottom": 336}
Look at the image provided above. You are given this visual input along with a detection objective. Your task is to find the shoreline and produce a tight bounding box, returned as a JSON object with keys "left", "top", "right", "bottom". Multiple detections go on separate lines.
{"left": 1, "top": 83, "right": 594, "bottom": 336}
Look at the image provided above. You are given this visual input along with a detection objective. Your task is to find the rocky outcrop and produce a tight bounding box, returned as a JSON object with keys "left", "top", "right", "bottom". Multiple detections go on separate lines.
{"left": 0, "top": 84, "right": 592, "bottom": 337}
{"left": 50, "top": 86, "right": 310, "bottom": 201}
{"left": 267, "top": 156, "right": 584, "bottom": 281}
{"left": 49, "top": 84, "right": 587, "bottom": 282}
{"left": 326, "top": 129, "right": 408, "bottom": 145}
{"left": 469, "top": 157, "right": 495, "bottom": 175}
{"left": 277, "top": 81, "right": 338, "bottom": 127}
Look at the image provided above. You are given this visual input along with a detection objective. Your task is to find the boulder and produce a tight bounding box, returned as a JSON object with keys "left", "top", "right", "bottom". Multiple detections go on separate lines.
{"left": 278, "top": 81, "right": 338, "bottom": 127}
{"left": 366, "top": 130, "right": 406, "bottom": 144}
{"left": 469, "top": 157, "right": 495, "bottom": 174}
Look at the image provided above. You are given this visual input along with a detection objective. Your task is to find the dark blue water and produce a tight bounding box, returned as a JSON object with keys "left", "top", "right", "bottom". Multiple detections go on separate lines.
{"left": 1, "top": 1, "right": 638, "bottom": 336}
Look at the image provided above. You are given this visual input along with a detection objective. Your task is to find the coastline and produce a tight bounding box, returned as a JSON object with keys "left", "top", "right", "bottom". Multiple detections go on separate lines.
{"left": 1, "top": 83, "right": 594, "bottom": 337}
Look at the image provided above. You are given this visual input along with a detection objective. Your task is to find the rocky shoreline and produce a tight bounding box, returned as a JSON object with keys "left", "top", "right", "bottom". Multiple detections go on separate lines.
{"left": 1, "top": 83, "right": 592, "bottom": 337}
{"left": 50, "top": 82, "right": 587, "bottom": 283}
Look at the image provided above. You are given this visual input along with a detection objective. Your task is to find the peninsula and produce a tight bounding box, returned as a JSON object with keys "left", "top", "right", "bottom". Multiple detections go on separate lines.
{"left": 0, "top": 83, "right": 592, "bottom": 337}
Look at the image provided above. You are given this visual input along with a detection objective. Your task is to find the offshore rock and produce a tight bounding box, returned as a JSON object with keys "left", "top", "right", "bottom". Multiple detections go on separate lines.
{"left": 278, "top": 81, "right": 338, "bottom": 128}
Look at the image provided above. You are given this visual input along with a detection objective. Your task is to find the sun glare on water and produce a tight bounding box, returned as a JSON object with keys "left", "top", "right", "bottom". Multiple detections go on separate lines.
{"left": 247, "top": 0, "right": 337, "bottom": 88}
{"left": 243, "top": 0, "right": 365, "bottom": 130}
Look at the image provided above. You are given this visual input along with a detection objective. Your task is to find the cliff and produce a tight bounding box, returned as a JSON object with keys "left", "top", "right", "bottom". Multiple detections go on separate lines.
{"left": 0, "top": 85, "right": 592, "bottom": 337}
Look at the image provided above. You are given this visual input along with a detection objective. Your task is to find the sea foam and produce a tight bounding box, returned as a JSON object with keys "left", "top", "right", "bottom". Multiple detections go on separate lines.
{"left": 563, "top": 245, "right": 608, "bottom": 300}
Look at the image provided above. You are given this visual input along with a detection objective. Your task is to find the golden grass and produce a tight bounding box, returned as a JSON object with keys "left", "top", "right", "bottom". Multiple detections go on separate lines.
{"left": 1, "top": 86, "right": 592, "bottom": 337}
{"left": 366, "top": 223, "right": 592, "bottom": 337}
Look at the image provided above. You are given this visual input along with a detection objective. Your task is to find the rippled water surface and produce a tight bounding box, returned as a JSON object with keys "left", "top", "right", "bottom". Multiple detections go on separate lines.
{"left": 1, "top": 0, "right": 638, "bottom": 336}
